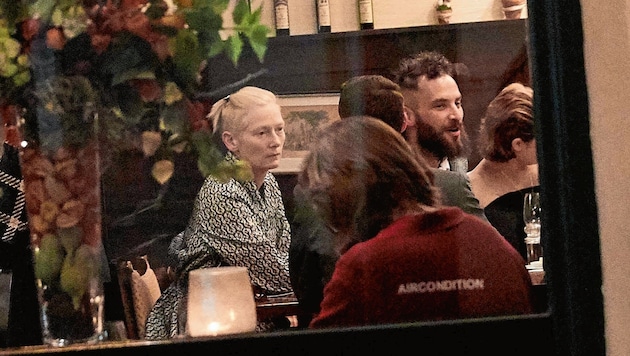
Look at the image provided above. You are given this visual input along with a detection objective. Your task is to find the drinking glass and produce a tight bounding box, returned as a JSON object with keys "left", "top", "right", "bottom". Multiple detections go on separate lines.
{"left": 523, "top": 192, "right": 543, "bottom": 266}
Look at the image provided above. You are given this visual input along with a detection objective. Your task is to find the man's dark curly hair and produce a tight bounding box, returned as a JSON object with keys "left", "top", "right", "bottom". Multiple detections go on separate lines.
{"left": 391, "top": 51, "right": 455, "bottom": 89}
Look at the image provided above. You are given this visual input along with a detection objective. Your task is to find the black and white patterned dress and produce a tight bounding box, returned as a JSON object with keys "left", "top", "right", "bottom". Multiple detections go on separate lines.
{"left": 145, "top": 152, "right": 292, "bottom": 340}
{"left": 0, "top": 143, "right": 28, "bottom": 246}
{"left": 0, "top": 143, "right": 42, "bottom": 346}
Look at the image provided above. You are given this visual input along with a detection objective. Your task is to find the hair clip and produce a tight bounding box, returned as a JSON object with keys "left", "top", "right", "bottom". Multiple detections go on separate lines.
{"left": 223, "top": 95, "right": 230, "bottom": 102}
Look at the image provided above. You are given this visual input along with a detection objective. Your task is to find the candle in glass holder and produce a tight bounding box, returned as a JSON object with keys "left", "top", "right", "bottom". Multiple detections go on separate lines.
{"left": 186, "top": 266, "right": 257, "bottom": 337}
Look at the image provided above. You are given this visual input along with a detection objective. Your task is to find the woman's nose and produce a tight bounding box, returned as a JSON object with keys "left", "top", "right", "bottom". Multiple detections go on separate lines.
{"left": 270, "top": 131, "right": 283, "bottom": 146}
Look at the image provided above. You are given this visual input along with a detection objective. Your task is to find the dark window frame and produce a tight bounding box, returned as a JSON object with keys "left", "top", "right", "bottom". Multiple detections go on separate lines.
{"left": 1, "top": 1, "right": 604, "bottom": 355}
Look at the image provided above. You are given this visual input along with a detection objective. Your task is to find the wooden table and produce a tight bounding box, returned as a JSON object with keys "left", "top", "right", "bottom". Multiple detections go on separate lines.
{"left": 528, "top": 269, "right": 547, "bottom": 313}
{"left": 529, "top": 269, "right": 545, "bottom": 286}
{"left": 255, "top": 294, "right": 304, "bottom": 322}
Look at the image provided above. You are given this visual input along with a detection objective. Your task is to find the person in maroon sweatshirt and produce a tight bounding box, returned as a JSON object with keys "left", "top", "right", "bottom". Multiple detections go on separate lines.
{"left": 297, "top": 116, "right": 533, "bottom": 328}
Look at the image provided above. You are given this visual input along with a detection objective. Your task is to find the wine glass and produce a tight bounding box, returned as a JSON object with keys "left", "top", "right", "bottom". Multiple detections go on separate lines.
{"left": 523, "top": 191, "right": 541, "bottom": 236}
{"left": 523, "top": 192, "right": 543, "bottom": 266}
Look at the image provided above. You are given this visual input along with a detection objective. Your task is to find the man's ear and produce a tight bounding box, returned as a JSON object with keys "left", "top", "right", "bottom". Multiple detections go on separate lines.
{"left": 400, "top": 110, "right": 410, "bottom": 133}
{"left": 403, "top": 106, "right": 416, "bottom": 128}
{"left": 512, "top": 137, "right": 525, "bottom": 153}
{"left": 222, "top": 131, "right": 238, "bottom": 152}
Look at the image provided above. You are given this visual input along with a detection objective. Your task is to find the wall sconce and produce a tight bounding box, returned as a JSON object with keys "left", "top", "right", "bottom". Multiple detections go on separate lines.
{"left": 187, "top": 266, "right": 257, "bottom": 337}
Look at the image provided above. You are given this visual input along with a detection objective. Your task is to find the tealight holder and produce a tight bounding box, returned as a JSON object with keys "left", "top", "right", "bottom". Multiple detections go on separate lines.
{"left": 186, "top": 266, "right": 257, "bottom": 337}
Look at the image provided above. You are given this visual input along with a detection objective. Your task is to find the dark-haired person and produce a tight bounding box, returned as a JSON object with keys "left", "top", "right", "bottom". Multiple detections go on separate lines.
{"left": 289, "top": 75, "right": 487, "bottom": 322}
{"left": 392, "top": 50, "right": 470, "bottom": 173}
{"left": 299, "top": 116, "right": 533, "bottom": 328}
{"left": 467, "top": 83, "right": 540, "bottom": 258}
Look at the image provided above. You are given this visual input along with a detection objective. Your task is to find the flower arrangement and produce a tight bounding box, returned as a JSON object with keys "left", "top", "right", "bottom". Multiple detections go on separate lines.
{"left": 0, "top": 0, "right": 267, "bottom": 184}
{"left": 0, "top": 1, "right": 268, "bottom": 343}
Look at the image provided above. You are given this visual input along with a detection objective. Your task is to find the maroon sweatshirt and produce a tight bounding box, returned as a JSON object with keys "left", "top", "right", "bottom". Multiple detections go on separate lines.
{"left": 310, "top": 207, "right": 533, "bottom": 328}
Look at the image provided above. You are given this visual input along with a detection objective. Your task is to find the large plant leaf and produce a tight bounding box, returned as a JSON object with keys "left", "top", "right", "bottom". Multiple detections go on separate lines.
{"left": 185, "top": 0, "right": 228, "bottom": 30}
{"left": 234, "top": 5, "right": 269, "bottom": 63}
{"left": 224, "top": 34, "right": 244, "bottom": 66}
{"left": 232, "top": 0, "right": 250, "bottom": 25}
{"left": 183, "top": 1, "right": 224, "bottom": 57}
{"left": 245, "top": 24, "right": 269, "bottom": 63}
{"left": 207, "top": 33, "right": 226, "bottom": 58}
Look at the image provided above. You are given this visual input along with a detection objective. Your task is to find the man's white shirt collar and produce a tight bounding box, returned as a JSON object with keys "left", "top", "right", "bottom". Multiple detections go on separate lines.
{"left": 438, "top": 158, "right": 450, "bottom": 171}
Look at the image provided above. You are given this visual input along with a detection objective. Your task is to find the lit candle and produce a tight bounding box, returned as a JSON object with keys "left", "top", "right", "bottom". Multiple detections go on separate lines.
{"left": 186, "top": 266, "right": 257, "bottom": 337}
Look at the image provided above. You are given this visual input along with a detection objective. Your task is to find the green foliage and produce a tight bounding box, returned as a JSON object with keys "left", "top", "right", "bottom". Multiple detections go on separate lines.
{"left": 102, "top": 33, "right": 160, "bottom": 86}
{"left": 0, "top": 2, "right": 26, "bottom": 27}
{"left": 60, "top": 244, "right": 99, "bottom": 309}
{"left": 0, "top": 3, "right": 30, "bottom": 103}
{"left": 225, "top": 33, "right": 245, "bottom": 67}
{"left": 233, "top": 0, "right": 250, "bottom": 24}
{"left": 31, "top": 75, "right": 99, "bottom": 152}
{"left": 171, "top": 28, "right": 204, "bottom": 93}
{"left": 34, "top": 234, "right": 65, "bottom": 286}
{"left": 237, "top": 5, "right": 269, "bottom": 62}
{"left": 58, "top": 226, "right": 82, "bottom": 255}
{"left": 1, "top": 0, "right": 271, "bottom": 184}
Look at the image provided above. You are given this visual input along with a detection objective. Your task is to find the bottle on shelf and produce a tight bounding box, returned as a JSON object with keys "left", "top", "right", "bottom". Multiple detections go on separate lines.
{"left": 358, "top": 0, "right": 374, "bottom": 30}
{"left": 274, "top": 0, "right": 290, "bottom": 36}
{"left": 316, "top": 0, "right": 331, "bottom": 33}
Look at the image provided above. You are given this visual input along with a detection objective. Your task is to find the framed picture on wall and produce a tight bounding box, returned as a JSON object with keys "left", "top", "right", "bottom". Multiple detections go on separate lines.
{"left": 272, "top": 93, "right": 341, "bottom": 174}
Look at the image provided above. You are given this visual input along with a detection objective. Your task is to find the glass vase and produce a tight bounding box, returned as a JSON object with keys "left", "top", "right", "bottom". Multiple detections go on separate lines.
{"left": 17, "top": 117, "right": 107, "bottom": 346}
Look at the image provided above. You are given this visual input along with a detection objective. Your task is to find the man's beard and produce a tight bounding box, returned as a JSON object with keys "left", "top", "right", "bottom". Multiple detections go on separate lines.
{"left": 415, "top": 118, "right": 469, "bottom": 160}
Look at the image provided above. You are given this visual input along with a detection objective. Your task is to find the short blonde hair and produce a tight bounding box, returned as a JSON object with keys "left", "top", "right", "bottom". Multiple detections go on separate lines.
{"left": 208, "top": 86, "right": 278, "bottom": 152}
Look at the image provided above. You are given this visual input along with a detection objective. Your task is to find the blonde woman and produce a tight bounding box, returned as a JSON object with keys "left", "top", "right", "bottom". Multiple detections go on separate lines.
{"left": 146, "top": 86, "right": 292, "bottom": 339}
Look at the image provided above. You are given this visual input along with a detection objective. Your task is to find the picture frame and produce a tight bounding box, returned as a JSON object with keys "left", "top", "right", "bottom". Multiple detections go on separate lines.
{"left": 272, "top": 93, "right": 341, "bottom": 174}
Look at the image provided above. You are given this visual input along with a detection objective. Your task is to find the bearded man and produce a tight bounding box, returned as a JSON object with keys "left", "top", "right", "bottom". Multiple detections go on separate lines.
{"left": 392, "top": 51, "right": 470, "bottom": 173}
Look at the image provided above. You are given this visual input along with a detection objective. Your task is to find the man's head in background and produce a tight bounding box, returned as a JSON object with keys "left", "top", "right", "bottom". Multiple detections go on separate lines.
{"left": 338, "top": 75, "right": 407, "bottom": 133}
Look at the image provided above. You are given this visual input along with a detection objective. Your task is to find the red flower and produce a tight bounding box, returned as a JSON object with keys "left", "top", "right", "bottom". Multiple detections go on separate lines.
{"left": 129, "top": 79, "right": 162, "bottom": 103}
{"left": 120, "top": 9, "right": 152, "bottom": 40}
{"left": 20, "top": 18, "right": 40, "bottom": 42}
{"left": 89, "top": 33, "right": 112, "bottom": 55}
{"left": 146, "top": 33, "right": 171, "bottom": 61}
{"left": 187, "top": 100, "right": 211, "bottom": 132}
{"left": 46, "top": 28, "right": 66, "bottom": 50}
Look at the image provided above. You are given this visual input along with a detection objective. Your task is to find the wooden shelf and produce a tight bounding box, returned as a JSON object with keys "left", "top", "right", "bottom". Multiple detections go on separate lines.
{"left": 203, "top": 19, "right": 529, "bottom": 96}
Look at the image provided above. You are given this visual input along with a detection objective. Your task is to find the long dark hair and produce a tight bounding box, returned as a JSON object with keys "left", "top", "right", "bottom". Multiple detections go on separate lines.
{"left": 298, "top": 116, "right": 438, "bottom": 252}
